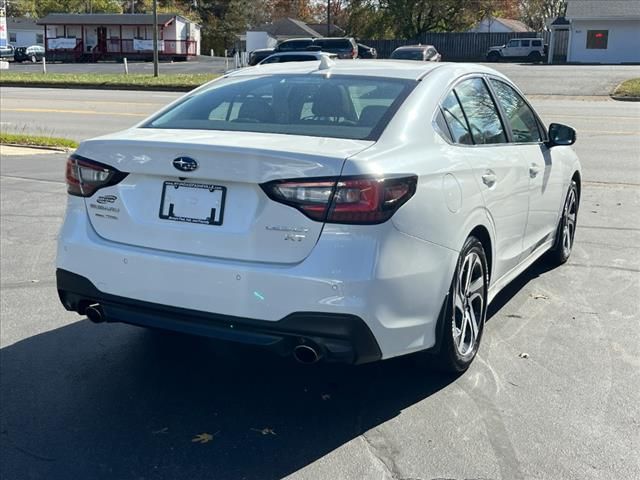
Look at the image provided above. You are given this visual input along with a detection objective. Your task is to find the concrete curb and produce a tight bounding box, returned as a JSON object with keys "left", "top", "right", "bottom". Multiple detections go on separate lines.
{"left": 610, "top": 95, "right": 640, "bottom": 102}
{"left": 0, "top": 83, "right": 193, "bottom": 92}
{"left": 0, "top": 143, "right": 73, "bottom": 153}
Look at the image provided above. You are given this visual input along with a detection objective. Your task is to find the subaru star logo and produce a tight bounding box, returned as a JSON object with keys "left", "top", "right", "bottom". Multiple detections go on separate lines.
{"left": 173, "top": 156, "right": 198, "bottom": 172}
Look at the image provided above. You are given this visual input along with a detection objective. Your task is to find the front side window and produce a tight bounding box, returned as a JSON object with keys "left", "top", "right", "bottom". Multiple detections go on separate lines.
{"left": 145, "top": 75, "right": 415, "bottom": 141}
{"left": 441, "top": 91, "right": 473, "bottom": 145}
{"left": 454, "top": 78, "right": 507, "bottom": 145}
{"left": 490, "top": 79, "right": 542, "bottom": 143}
{"left": 587, "top": 30, "right": 608, "bottom": 49}
{"left": 532, "top": 40, "right": 542, "bottom": 47}
{"left": 507, "top": 40, "right": 519, "bottom": 48}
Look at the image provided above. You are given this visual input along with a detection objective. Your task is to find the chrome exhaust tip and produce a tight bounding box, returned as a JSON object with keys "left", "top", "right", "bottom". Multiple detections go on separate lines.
{"left": 293, "top": 344, "right": 321, "bottom": 364}
{"left": 85, "top": 305, "right": 104, "bottom": 323}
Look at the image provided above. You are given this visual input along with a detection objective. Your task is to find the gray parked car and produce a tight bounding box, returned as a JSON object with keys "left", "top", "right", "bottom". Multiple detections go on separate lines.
{"left": 0, "top": 45, "right": 15, "bottom": 60}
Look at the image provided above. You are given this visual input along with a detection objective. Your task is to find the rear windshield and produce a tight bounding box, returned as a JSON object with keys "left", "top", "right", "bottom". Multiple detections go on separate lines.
{"left": 391, "top": 50, "right": 424, "bottom": 60}
{"left": 144, "top": 75, "right": 415, "bottom": 141}
{"left": 314, "top": 39, "right": 353, "bottom": 50}
{"left": 278, "top": 40, "right": 313, "bottom": 51}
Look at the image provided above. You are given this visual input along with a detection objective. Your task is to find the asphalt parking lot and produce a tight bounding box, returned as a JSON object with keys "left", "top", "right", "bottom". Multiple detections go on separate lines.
{"left": 1, "top": 67, "right": 639, "bottom": 479}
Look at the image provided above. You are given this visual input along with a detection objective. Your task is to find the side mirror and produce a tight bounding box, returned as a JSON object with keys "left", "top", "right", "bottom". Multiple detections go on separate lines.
{"left": 547, "top": 123, "right": 576, "bottom": 147}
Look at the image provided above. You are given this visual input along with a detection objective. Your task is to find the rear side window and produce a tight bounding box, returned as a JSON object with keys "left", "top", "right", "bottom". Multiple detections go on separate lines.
{"left": 314, "top": 39, "right": 352, "bottom": 50}
{"left": 490, "top": 79, "right": 542, "bottom": 143}
{"left": 521, "top": 40, "right": 530, "bottom": 47}
{"left": 441, "top": 91, "right": 473, "bottom": 145}
{"left": 145, "top": 75, "right": 415, "bottom": 141}
{"left": 278, "top": 40, "right": 312, "bottom": 51}
{"left": 454, "top": 78, "right": 507, "bottom": 145}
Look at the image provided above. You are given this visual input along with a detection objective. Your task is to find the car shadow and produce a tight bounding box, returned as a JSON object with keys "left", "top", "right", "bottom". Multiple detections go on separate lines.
{"left": 1, "top": 317, "right": 455, "bottom": 479}
{"left": 1, "top": 256, "right": 556, "bottom": 479}
{"left": 487, "top": 255, "right": 556, "bottom": 321}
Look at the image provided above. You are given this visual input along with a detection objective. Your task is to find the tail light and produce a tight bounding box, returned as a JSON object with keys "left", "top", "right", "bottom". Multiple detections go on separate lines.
{"left": 352, "top": 47, "right": 357, "bottom": 59}
{"left": 65, "top": 154, "right": 128, "bottom": 197}
{"left": 261, "top": 175, "right": 417, "bottom": 225}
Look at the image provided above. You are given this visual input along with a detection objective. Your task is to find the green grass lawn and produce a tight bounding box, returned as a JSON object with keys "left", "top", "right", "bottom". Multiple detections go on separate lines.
{"left": 0, "top": 72, "right": 219, "bottom": 91}
{"left": 0, "top": 132, "right": 78, "bottom": 149}
{"left": 612, "top": 78, "right": 640, "bottom": 99}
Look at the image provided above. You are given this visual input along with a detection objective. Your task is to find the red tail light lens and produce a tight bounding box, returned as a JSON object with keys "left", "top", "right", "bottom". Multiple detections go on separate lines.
{"left": 65, "top": 154, "right": 128, "bottom": 197}
{"left": 261, "top": 175, "right": 417, "bottom": 224}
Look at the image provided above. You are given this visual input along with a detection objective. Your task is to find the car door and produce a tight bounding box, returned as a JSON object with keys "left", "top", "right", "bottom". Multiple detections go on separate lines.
{"left": 488, "top": 78, "right": 565, "bottom": 257}
{"left": 503, "top": 39, "right": 520, "bottom": 58}
{"left": 448, "top": 77, "right": 530, "bottom": 282}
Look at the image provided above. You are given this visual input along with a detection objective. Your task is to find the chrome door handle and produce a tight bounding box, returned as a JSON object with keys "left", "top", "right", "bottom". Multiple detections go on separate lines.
{"left": 529, "top": 163, "right": 541, "bottom": 177}
{"left": 481, "top": 170, "right": 497, "bottom": 187}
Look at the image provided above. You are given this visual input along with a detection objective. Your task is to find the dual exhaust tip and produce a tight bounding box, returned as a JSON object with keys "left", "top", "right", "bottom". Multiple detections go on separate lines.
{"left": 85, "top": 304, "right": 105, "bottom": 323}
{"left": 293, "top": 344, "right": 322, "bottom": 364}
{"left": 85, "top": 303, "right": 323, "bottom": 364}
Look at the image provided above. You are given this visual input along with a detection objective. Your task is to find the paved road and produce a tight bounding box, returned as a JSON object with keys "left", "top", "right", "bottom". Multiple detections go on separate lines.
{"left": 1, "top": 94, "right": 639, "bottom": 479}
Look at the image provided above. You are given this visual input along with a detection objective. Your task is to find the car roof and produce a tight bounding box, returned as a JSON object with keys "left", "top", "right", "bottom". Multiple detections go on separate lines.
{"left": 226, "top": 60, "right": 505, "bottom": 82}
{"left": 280, "top": 37, "right": 313, "bottom": 42}
{"left": 267, "top": 51, "right": 333, "bottom": 57}
{"left": 394, "top": 45, "right": 434, "bottom": 51}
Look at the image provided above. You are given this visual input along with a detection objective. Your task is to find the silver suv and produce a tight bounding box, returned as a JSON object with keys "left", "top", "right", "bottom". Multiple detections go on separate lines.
{"left": 487, "top": 38, "right": 547, "bottom": 63}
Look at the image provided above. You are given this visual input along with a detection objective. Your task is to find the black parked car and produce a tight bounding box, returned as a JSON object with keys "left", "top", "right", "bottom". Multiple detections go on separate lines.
{"left": 248, "top": 48, "right": 275, "bottom": 66}
{"left": 357, "top": 43, "right": 377, "bottom": 59}
{"left": 13, "top": 45, "right": 45, "bottom": 63}
{"left": 275, "top": 37, "right": 358, "bottom": 59}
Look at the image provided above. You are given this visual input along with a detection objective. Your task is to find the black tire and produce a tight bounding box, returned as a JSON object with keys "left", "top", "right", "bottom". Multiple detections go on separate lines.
{"left": 487, "top": 51, "right": 500, "bottom": 62}
{"left": 528, "top": 51, "right": 542, "bottom": 63}
{"left": 547, "top": 180, "right": 579, "bottom": 266}
{"left": 418, "top": 236, "right": 489, "bottom": 373}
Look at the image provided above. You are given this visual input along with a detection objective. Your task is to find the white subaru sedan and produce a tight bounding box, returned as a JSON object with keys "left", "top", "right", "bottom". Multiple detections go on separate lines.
{"left": 57, "top": 60, "right": 580, "bottom": 372}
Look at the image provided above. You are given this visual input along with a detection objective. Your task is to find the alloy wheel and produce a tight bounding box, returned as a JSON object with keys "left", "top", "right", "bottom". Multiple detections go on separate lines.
{"left": 562, "top": 187, "right": 577, "bottom": 257}
{"left": 452, "top": 252, "right": 485, "bottom": 357}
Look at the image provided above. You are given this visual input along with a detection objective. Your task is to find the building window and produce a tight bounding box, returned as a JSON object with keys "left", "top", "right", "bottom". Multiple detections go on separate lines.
{"left": 9, "top": 33, "right": 17, "bottom": 43}
{"left": 36, "top": 34, "right": 44, "bottom": 44}
{"left": 586, "top": 30, "right": 608, "bottom": 49}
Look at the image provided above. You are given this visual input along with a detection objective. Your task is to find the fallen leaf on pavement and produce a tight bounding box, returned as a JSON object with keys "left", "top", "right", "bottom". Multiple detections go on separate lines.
{"left": 531, "top": 293, "right": 548, "bottom": 300}
{"left": 519, "top": 352, "right": 530, "bottom": 359}
{"left": 191, "top": 432, "right": 216, "bottom": 444}
{"left": 251, "top": 427, "right": 276, "bottom": 436}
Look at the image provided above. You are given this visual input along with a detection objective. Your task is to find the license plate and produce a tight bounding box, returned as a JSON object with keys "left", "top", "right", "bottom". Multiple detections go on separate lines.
{"left": 159, "top": 181, "right": 226, "bottom": 226}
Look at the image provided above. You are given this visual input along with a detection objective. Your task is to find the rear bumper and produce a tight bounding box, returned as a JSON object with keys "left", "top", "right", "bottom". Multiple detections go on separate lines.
{"left": 57, "top": 269, "right": 382, "bottom": 364}
{"left": 57, "top": 196, "right": 457, "bottom": 360}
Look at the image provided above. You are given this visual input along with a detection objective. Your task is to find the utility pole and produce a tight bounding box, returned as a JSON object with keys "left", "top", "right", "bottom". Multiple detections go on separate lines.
{"left": 152, "top": 0, "right": 159, "bottom": 76}
{"left": 327, "top": 0, "right": 330, "bottom": 37}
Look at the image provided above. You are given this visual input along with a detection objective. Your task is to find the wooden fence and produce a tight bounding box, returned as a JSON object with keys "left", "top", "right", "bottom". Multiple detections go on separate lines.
{"left": 361, "top": 32, "right": 551, "bottom": 60}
